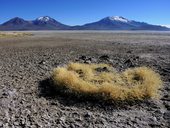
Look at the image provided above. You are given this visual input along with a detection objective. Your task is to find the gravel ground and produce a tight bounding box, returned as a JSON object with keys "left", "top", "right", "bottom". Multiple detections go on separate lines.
{"left": 0, "top": 31, "right": 170, "bottom": 128}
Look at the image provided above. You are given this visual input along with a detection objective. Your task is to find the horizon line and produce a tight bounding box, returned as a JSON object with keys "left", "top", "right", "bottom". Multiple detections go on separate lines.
{"left": 0, "top": 16, "right": 170, "bottom": 27}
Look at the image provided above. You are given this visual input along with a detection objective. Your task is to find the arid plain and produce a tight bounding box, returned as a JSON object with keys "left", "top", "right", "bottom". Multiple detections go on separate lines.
{"left": 0, "top": 31, "right": 170, "bottom": 127}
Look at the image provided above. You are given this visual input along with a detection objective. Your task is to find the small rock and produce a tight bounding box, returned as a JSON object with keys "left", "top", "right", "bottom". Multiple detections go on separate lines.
{"left": 14, "top": 122, "right": 19, "bottom": 126}
{"left": 84, "top": 112, "right": 92, "bottom": 118}
{"left": 155, "top": 109, "right": 165, "bottom": 114}
{"left": 165, "top": 85, "right": 170, "bottom": 91}
{"left": 163, "top": 111, "right": 170, "bottom": 119}
{"left": 86, "top": 57, "right": 92, "bottom": 61}
{"left": 70, "top": 124, "right": 75, "bottom": 128}
{"left": 126, "top": 120, "right": 133, "bottom": 126}
{"left": 162, "top": 94, "right": 170, "bottom": 101}
{"left": 8, "top": 89, "right": 17, "bottom": 97}
{"left": 39, "top": 60, "right": 46, "bottom": 65}
{"left": 148, "top": 117, "right": 160, "bottom": 127}
{"left": 164, "top": 101, "right": 170, "bottom": 110}
{"left": 124, "top": 59, "right": 135, "bottom": 67}
{"left": 2, "top": 92, "right": 8, "bottom": 96}
{"left": 84, "top": 60, "right": 91, "bottom": 64}
{"left": 60, "top": 116, "right": 66, "bottom": 122}
{"left": 70, "top": 122, "right": 82, "bottom": 128}
{"left": 99, "top": 55, "right": 109, "bottom": 60}
{"left": 127, "top": 50, "right": 132, "bottom": 54}
{"left": 134, "top": 56, "right": 139, "bottom": 60}
{"left": 79, "top": 55, "right": 86, "bottom": 60}
{"left": 164, "top": 94, "right": 170, "bottom": 98}
{"left": 0, "top": 122, "right": 3, "bottom": 127}
{"left": 3, "top": 123, "right": 9, "bottom": 127}
{"left": 51, "top": 102, "right": 59, "bottom": 106}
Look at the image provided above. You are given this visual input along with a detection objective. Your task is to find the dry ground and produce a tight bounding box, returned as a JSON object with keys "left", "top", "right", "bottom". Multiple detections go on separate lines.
{"left": 0, "top": 31, "right": 170, "bottom": 128}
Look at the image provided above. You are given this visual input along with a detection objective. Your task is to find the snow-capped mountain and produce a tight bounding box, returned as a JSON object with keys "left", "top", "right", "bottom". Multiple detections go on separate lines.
{"left": 161, "top": 25, "right": 170, "bottom": 28}
{"left": 72, "top": 16, "right": 169, "bottom": 30}
{"left": 0, "top": 16, "right": 69, "bottom": 30}
{"left": 32, "top": 16, "right": 69, "bottom": 29}
{"left": 0, "top": 16, "right": 169, "bottom": 31}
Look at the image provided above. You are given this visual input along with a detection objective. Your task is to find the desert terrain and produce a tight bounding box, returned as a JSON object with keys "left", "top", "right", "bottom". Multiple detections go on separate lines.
{"left": 0, "top": 31, "right": 170, "bottom": 128}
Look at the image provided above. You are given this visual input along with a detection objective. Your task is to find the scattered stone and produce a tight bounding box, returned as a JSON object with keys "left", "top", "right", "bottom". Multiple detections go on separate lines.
{"left": 14, "top": 121, "right": 19, "bottom": 126}
{"left": 127, "top": 51, "right": 132, "bottom": 54}
{"left": 124, "top": 59, "right": 135, "bottom": 67}
{"left": 60, "top": 116, "right": 66, "bottom": 122}
{"left": 162, "top": 68, "right": 170, "bottom": 73}
{"left": 162, "top": 94, "right": 170, "bottom": 101}
{"left": 77, "top": 56, "right": 94, "bottom": 64}
{"left": 0, "top": 32, "right": 170, "bottom": 128}
{"left": 164, "top": 84, "right": 170, "bottom": 91}
{"left": 134, "top": 56, "right": 139, "bottom": 60}
{"left": 0, "top": 122, "right": 3, "bottom": 127}
{"left": 148, "top": 117, "right": 160, "bottom": 127}
{"left": 79, "top": 55, "right": 86, "bottom": 60}
{"left": 163, "top": 111, "right": 170, "bottom": 120}
{"left": 155, "top": 109, "right": 165, "bottom": 115}
{"left": 84, "top": 112, "right": 92, "bottom": 118}
{"left": 99, "top": 55, "right": 109, "bottom": 61}
{"left": 2, "top": 92, "right": 8, "bottom": 96}
{"left": 84, "top": 60, "right": 91, "bottom": 64}
{"left": 39, "top": 60, "right": 46, "bottom": 65}
{"left": 164, "top": 101, "right": 170, "bottom": 110}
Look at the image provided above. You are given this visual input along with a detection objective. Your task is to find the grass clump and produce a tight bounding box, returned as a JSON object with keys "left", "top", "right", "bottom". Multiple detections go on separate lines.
{"left": 0, "top": 32, "right": 33, "bottom": 38}
{"left": 52, "top": 62, "right": 162, "bottom": 101}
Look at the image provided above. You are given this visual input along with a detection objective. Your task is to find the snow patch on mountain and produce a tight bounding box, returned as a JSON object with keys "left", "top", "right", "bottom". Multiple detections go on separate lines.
{"left": 161, "top": 25, "right": 170, "bottom": 28}
{"left": 109, "top": 16, "right": 130, "bottom": 23}
{"left": 37, "top": 16, "right": 50, "bottom": 22}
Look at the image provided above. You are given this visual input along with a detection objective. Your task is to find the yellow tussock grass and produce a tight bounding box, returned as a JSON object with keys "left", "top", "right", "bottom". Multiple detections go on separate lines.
{"left": 52, "top": 62, "right": 162, "bottom": 101}
{"left": 0, "top": 32, "right": 33, "bottom": 38}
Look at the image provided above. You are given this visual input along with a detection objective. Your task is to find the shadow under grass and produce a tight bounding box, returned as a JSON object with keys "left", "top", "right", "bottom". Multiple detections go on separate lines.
{"left": 38, "top": 78, "right": 155, "bottom": 110}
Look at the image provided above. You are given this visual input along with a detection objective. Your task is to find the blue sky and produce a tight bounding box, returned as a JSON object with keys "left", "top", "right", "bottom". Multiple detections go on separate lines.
{"left": 0, "top": 0, "right": 170, "bottom": 26}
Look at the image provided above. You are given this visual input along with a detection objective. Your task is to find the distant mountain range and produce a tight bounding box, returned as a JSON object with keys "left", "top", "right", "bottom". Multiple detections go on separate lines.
{"left": 0, "top": 16, "right": 69, "bottom": 30}
{"left": 0, "top": 16, "right": 169, "bottom": 31}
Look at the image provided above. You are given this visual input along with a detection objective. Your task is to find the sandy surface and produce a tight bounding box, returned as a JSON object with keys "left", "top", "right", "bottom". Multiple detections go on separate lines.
{"left": 0, "top": 31, "right": 170, "bottom": 128}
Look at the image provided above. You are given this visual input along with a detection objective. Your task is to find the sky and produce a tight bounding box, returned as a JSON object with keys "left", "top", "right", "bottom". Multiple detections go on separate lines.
{"left": 0, "top": 0, "right": 170, "bottom": 26}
